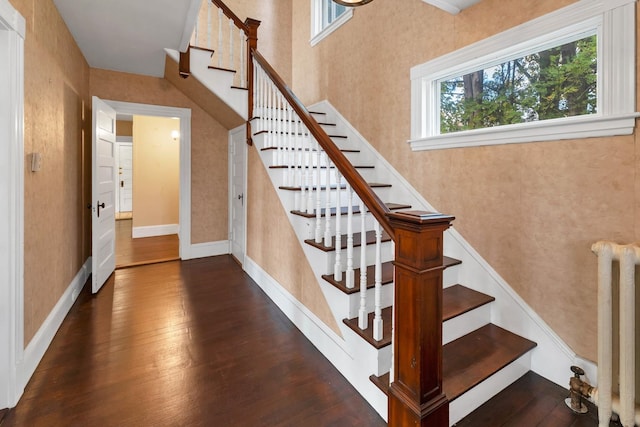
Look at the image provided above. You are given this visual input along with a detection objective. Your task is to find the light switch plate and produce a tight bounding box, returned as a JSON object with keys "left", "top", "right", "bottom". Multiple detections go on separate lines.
{"left": 31, "top": 152, "right": 41, "bottom": 172}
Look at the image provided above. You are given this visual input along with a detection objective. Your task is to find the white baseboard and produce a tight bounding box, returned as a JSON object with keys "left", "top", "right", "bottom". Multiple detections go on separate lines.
{"left": 243, "top": 256, "right": 389, "bottom": 420}
{"left": 132, "top": 224, "right": 179, "bottom": 238}
{"left": 183, "top": 240, "right": 230, "bottom": 260}
{"left": 17, "top": 257, "right": 91, "bottom": 394}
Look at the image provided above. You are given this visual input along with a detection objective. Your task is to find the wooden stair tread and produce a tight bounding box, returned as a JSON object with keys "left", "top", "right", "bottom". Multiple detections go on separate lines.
{"left": 231, "top": 85, "right": 248, "bottom": 91}
{"left": 443, "top": 324, "right": 537, "bottom": 401}
{"left": 189, "top": 45, "right": 215, "bottom": 54}
{"left": 254, "top": 130, "right": 347, "bottom": 139}
{"left": 295, "top": 202, "right": 410, "bottom": 220}
{"left": 261, "top": 146, "right": 359, "bottom": 153}
{"left": 342, "top": 284, "right": 490, "bottom": 348}
{"left": 305, "top": 229, "right": 392, "bottom": 252}
{"left": 369, "top": 325, "right": 537, "bottom": 403}
{"left": 269, "top": 164, "right": 373, "bottom": 170}
{"left": 280, "top": 182, "right": 390, "bottom": 191}
{"left": 208, "top": 65, "right": 236, "bottom": 73}
{"left": 323, "top": 258, "right": 462, "bottom": 295}
{"left": 443, "top": 285, "right": 495, "bottom": 321}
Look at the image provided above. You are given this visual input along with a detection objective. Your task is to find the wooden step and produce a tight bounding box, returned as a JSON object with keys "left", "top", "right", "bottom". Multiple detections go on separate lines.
{"left": 254, "top": 129, "right": 347, "bottom": 139}
{"left": 262, "top": 146, "right": 360, "bottom": 153}
{"left": 342, "top": 284, "right": 492, "bottom": 348}
{"left": 189, "top": 45, "right": 215, "bottom": 55}
{"left": 369, "top": 324, "right": 537, "bottom": 402}
{"left": 323, "top": 257, "right": 463, "bottom": 295}
{"left": 305, "top": 230, "right": 392, "bottom": 252}
{"left": 269, "top": 164, "right": 373, "bottom": 170}
{"left": 295, "top": 202, "right": 410, "bottom": 220}
{"left": 280, "top": 182, "right": 390, "bottom": 192}
{"left": 208, "top": 65, "right": 236, "bottom": 73}
{"left": 456, "top": 371, "right": 600, "bottom": 426}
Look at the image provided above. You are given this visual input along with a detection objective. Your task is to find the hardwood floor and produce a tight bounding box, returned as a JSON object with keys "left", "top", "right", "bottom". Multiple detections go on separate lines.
{"left": 1, "top": 256, "right": 384, "bottom": 427}
{"left": 116, "top": 219, "right": 179, "bottom": 269}
{"left": 456, "top": 371, "right": 621, "bottom": 427}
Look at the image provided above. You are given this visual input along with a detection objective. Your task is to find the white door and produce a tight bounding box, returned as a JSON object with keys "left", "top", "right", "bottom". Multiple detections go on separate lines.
{"left": 230, "top": 125, "right": 246, "bottom": 263}
{"left": 117, "top": 144, "right": 133, "bottom": 212}
{"left": 91, "top": 96, "right": 117, "bottom": 293}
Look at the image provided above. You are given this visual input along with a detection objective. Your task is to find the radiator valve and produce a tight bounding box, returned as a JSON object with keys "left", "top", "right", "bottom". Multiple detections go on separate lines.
{"left": 566, "top": 365, "right": 591, "bottom": 414}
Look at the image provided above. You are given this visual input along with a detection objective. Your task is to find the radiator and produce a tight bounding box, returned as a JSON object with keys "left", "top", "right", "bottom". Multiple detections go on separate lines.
{"left": 592, "top": 241, "right": 640, "bottom": 427}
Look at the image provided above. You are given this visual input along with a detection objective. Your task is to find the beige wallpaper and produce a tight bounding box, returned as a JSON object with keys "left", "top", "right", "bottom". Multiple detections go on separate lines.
{"left": 289, "top": 0, "right": 639, "bottom": 362}
{"left": 9, "top": 0, "right": 91, "bottom": 346}
{"left": 90, "top": 68, "right": 229, "bottom": 244}
{"left": 116, "top": 120, "right": 133, "bottom": 137}
{"left": 246, "top": 149, "right": 341, "bottom": 335}
{"left": 132, "top": 116, "right": 180, "bottom": 229}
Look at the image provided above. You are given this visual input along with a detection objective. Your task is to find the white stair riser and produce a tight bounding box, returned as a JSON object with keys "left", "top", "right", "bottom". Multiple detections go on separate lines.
{"left": 346, "top": 283, "right": 394, "bottom": 319}
{"left": 443, "top": 304, "right": 491, "bottom": 345}
{"left": 343, "top": 326, "right": 393, "bottom": 377}
{"left": 449, "top": 353, "right": 532, "bottom": 426}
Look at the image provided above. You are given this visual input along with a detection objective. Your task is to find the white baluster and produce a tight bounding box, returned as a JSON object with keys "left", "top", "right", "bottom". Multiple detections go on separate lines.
{"left": 306, "top": 137, "right": 315, "bottom": 214}
{"left": 372, "top": 220, "right": 383, "bottom": 341}
{"left": 314, "top": 142, "right": 322, "bottom": 244}
{"left": 334, "top": 170, "right": 342, "bottom": 281}
{"left": 217, "top": 9, "right": 223, "bottom": 67}
{"left": 323, "top": 158, "right": 332, "bottom": 248}
{"left": 299, "top": 125, "right": 308, "bottom": 213}
{"left": 287, "top": 105, "right": 294, "bottom": 188}
{"left": 266, "top": 79, "right": 273, "bottom": 150}
{"left": 228, "top": 18, "right": 234, "bottom": 74}
{"left": 206, "top": 1, "right": 212, "bottom": 50}
{"left": 358, "top": 200, "right": 368, "bottom": 330}
{"left": 239, "top": 29, "right": 246, "bottom": 88}
{"left": 345, "top": 184, "right": 354, "bottom": 289}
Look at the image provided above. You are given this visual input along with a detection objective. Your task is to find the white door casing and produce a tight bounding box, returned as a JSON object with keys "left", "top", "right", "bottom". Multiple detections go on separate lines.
{"left": 91, "top": 96, "right": 117, "bottom": 293}
{"left": 229, "top": 125, "right": 246, "bottom": 264}
{"left": 0, "top": 0, "right": 25, "bottom": 409}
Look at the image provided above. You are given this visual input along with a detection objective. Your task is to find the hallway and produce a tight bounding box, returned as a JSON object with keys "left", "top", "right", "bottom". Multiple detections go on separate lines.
{"left": 1, "top": 256, "right": 384, "bottom": 426}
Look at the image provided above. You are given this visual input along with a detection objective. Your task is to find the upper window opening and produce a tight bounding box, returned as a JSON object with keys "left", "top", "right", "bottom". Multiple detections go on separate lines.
{"left": 409, "top": 0, "right": 638, "bottom": 151}
{"left": 440, "top": 33, "right": 597, "bottom": 134}
{"left": 311, "top": 0, "right": 353, "bottom": 46}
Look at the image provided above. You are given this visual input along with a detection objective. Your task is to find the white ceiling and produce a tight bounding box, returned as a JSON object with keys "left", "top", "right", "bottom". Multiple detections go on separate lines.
{"left": 53, "top": 0, "right": 201, "bottom": 77}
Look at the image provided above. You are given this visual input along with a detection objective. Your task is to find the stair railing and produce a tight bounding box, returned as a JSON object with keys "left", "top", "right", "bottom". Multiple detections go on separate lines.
{"left": 186, "top": 1, "right": 456, "bottom": 424}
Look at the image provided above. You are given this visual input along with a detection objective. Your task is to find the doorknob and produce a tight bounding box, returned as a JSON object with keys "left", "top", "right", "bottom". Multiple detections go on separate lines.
{"left": 237, "top": 194, "right": 243, "bottom": 200}
{"left": 97, "top": 201, "right": 105, "bottom": 217}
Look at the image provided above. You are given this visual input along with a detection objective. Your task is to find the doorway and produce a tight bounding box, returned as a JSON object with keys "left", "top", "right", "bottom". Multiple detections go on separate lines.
{"left": 112, "top": 113, "right": 183, "bottom": 268}
{"left": 103, "top": 101, "right": 192, "bottom": 263}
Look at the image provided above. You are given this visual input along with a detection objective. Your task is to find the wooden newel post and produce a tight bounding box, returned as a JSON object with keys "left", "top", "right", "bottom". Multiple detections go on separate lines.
{"left": 244, "top": 17, "right": 260, "bottom": 146}
{"left": 387, "top": 210, "right": 455, "bottom": 427}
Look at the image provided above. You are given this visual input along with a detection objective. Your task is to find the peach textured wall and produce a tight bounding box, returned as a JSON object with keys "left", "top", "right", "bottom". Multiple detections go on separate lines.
{"left": 116, "top": 120, "right": 133, "bottom": 137}
{"left": 9, "top": 0, "right": 91, "bottom": 346}
{"left": 289, "top": 0, "right": 640, "bottom": 363}
{"left": 132, "top": 116, "right": 180, "bottom": 229}
{"left": 90, "top": 69, "right": 229, "bottom": 245}
{"left": 246, "top": 149, "right": 341, "bottom": 335}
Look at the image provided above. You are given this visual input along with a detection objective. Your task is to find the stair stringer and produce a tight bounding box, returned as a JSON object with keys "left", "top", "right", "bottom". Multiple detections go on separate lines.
{"left": 165, "top": 48, "right": 247, "bottom": 120}
{"left": 309, "top": 100, "right": 595, "bottom": 389}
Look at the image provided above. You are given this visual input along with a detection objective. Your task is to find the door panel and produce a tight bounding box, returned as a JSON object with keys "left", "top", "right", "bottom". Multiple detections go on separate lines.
{"left": 92, "top": 96, "right": 117, "bottom": 293}
{"left": 230, "top": 126, "right": 246, "bottom": 263}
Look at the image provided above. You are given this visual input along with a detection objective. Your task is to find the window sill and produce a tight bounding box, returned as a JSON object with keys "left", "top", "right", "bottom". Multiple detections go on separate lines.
{"left": 408, "top": 113, "right": 640, "bottom": 151}
{"left": 310, "top": 8, "right": 353, "bottom": 47}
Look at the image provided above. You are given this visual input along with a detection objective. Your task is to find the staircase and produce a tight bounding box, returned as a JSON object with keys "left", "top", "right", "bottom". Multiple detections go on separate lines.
{"left": 169, "top": 1, "right": 580, "bottom": 425}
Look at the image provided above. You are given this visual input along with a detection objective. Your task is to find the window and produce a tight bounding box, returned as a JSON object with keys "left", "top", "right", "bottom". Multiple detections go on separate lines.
{"left": 310, "top": 0, "right": 353, "bottom": 46}
{"left": 409, "top": 0, "right": 638, "bottom": 151}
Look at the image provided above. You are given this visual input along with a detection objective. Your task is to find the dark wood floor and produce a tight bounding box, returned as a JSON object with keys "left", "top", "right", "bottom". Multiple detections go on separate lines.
{"left": 116, "top": 219, "right": 179, "bottom": 269}
{"left": 456, "top": 371, "right": 620, "bottom": 427}
{"left": 1, "top": 256, "right": 385, "bottom": 426}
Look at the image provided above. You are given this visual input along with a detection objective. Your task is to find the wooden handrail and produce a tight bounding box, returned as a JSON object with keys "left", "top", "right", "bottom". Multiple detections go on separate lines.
{"left": 210, "top": 0, "right": 248, "bottom": 33}
{"left": 250, "top": 49, "right": 394, "bottom": 239}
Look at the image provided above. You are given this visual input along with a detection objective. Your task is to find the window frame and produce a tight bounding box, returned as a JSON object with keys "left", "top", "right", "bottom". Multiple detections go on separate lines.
{"left": 310, "top": 0, "right": 353, "bottom": 47}
{"left": 409, "top": 0, "right": 638, "bottom": 151}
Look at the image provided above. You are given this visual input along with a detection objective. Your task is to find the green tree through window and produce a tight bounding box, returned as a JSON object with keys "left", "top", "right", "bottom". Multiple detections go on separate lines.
{"left": 440, "top": 35, "right": 597, "bottom": 134}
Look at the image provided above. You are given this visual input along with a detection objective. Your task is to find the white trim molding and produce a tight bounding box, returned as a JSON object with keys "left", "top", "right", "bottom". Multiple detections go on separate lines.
{"left": 0, "top": 0, "right": 25, "bottom": 409}
{"left": 132, "top": 224, "right": 179, "bottom": 238}
{"left": 104, "top": 101, "right": 192, "bottom": 260}
{"left": 19, "top": 259, "right": 91, "bottom": 394}
{"left": 409, "top": 0, "right": 638, "bottom": 151}
{"left": 187, "top": 240, "right": 230, "bottom": 259}
{"left": 310, "top": 0, "right": 353, "bottom": 47}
